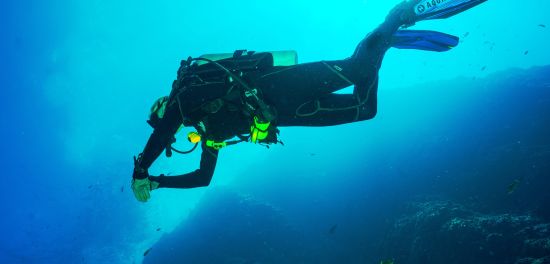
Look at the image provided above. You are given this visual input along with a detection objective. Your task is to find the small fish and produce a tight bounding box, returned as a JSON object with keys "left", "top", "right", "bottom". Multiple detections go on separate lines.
{"left": 539, "top": 24, "right": 546, "bottom": 28}
{"left": 329, "top": 224, "right": 338, "bottom": 234}
{"left": 143, "top": 248, "right": 152, "bottom": 256}
{"left": 481, "top": 66, "right": 487, "bottom": 71}
{"left": 524, "top": 50, "right": 529, "bottom": 55}
{"left": 507, "top": 179, "right": 521, "bottom": 194}
{"left": 310, "top": 153, "right": 316, "bottom": 157}
{"left": 380, "top": 259, "right": 394, "bottom": 264}
{"left": 120, "top": 186, "right": 124, "bottom": 192}
{"left": 463, "top": 32, "right": 470, "bottom": 38}
{"left": 156, "top": 228, "right": 161, "bottom": 231}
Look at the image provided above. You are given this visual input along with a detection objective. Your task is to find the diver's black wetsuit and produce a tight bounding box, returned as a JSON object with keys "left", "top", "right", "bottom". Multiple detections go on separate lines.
{"left": 137, "top": 14, "right": 403, "bottom": 189}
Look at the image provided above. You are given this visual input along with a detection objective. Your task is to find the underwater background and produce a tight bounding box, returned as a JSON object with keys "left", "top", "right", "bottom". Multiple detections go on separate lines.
{"left": 1, "top": 0, "right": 550, "bottom": 263}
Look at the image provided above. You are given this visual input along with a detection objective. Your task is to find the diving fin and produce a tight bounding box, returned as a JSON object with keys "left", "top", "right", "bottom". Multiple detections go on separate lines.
{"left": 413, "top": 0, "right": 488, "bottom": 22}
{"left": 392, "top": 30, "right": 459, "bottom": 52}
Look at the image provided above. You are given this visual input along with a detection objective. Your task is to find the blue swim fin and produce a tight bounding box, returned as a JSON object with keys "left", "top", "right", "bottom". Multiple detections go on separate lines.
{"left": 392, "top": 30, "right": 459, "bottom": 52}
{"left": 413, "top": 0, "right": 488, "bottom": 22}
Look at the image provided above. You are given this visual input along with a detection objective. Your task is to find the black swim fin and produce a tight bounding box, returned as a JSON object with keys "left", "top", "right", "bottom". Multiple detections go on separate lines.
{"left": 392, "top": 30, "right": 459, "bottom": 52}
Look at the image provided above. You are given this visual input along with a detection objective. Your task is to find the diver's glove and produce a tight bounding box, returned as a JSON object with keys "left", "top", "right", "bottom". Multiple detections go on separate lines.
{"left": 131, "top": 177, "right": 161, "bottom": 202}
{"left": 132, "top": 178, "right": 153, "bottom": 202}
{"left": 132, "top": 154, "right": 154, "bottom": 202}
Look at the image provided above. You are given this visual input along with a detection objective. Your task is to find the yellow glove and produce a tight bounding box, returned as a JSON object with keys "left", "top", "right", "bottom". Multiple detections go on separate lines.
{"left": 132, "top": 178, "right": 156, "bottom": 202}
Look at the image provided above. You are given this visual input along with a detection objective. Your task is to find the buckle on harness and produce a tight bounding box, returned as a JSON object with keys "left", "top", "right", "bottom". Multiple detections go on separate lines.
{"left": 206, "top": 140, "right": 227, "bottom": 150}
{"left": 244, "top": 88, "right": 258, "bottom": 98}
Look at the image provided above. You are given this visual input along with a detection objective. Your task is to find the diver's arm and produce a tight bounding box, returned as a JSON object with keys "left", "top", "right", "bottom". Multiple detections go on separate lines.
{"left": 150, "top": 144, "right": 219, "bottom": 188}
{"left": 133, "top": 104, "right": 182, "bottom": 179}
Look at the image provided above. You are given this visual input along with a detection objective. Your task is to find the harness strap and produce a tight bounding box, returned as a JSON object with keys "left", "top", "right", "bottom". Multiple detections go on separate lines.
{"left": 206, "top": 138, "right": 247, "bottom": 150}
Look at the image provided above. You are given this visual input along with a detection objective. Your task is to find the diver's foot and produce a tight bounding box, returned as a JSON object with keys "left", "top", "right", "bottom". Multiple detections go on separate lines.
{"left": 386, "top": 0, "right": 418, "bottom": 28}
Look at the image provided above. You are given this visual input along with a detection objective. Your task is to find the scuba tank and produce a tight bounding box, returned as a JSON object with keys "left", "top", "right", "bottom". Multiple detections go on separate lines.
{"left": 177, "top": 50, "right": 297, "bottom": 84}
{"left": 197, "top": 50, "right": 298, "bottom": 67}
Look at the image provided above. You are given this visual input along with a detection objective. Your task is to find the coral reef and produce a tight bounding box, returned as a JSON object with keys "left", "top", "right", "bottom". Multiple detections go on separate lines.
{"left": 381, "top": 201, "right": 550, "bottom": 264}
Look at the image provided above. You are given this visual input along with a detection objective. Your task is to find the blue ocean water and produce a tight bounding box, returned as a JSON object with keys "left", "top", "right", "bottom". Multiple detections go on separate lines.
{"left": 1, "top": 0, "right": 549, "bottom": 263}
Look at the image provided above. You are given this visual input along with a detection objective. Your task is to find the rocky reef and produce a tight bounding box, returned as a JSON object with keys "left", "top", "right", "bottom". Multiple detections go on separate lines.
{"left": 142, "top": 189, "right": 307, "bottom": 264}
{"left": 381, "top": 200, "right": 550, "bottom": 264}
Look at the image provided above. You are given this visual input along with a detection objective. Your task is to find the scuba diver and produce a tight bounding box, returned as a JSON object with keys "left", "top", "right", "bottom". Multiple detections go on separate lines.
{"left": 131, "top": 0, "right": 488, "bottom": 202}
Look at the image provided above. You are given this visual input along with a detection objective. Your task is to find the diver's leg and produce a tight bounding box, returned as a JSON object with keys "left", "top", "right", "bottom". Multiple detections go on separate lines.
{"left": 256, "top": 62, "right": 354, "bottom": 111}
{"left": 259, "top": 3, "right": 408, "bottom": 127}
{"left": 277, "top": 81, "right": 379, "bottom": 126}
{"left": 277, "top": 0, "right": 488, "bottom": 126}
